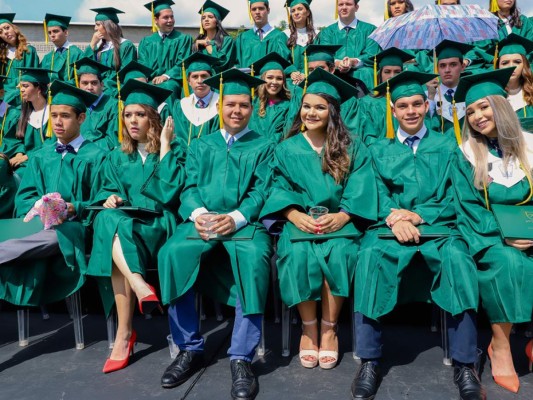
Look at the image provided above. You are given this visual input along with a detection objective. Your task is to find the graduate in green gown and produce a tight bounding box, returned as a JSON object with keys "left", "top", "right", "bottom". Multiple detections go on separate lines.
{"left": 351, "top": 71, "right": 483, "bottom": 400}
{"left": 452, "top": 68, "right": 533, "bottom": 393}
{"left": 249, "top": 52, "right": 291, "bottom": 143}
{"left": 157, "top": 69, "right": 273, "bottom": 398}
{"left": 0, "top": 14, "right": 39, "bottom": 96}
{"left": 87, "top": 80, "right": 185, "bottom": 374}
{"left": 84, "top": 8, "right": 137, "bottom": 95}
{"left": 171, "top": 52, "right": 219, "bottom": 147}
{"left": 40, "top": 14, "right": 83, "bottom": 85}
{"left": 315, "top": 0, "right": 380, "bottom": 90}
{"left": 260, "top": 68, "right": 377, "bottom": 370}
{"left": 0, "top": 80, "right": 104, "bottom": 307}
{"left": 75, "top": 57, "right": 119, "bottom": 150}
{"left": 0, "top": 153, "right": 16, "bottom": 219}
{"left": 193, "top": 1, "right": 236, "bottom": 74}
{"left": 235, "top": 1, "right": 290, "bottom": 68}
{"left": 138, "top": 1, "right": 193, "bottom": 99}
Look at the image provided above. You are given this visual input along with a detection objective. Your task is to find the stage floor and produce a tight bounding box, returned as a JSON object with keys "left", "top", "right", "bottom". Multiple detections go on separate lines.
{"left": 0, "top": 311, "right": 531, "bottom": 400}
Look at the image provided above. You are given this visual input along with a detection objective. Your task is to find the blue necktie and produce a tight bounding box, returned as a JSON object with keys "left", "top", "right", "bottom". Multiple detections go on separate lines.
{"left": 404, "top": 136, "right": 419, "bottom": 150}
{"left": 444, "top": 88, "right": 454, "bottom": 103}
{"left": 227, "top": 136, "right": 235, "bottom": 149}
{"left": 257, "top": 28, "right": 264, "bottom": 41}
{"left": 56, "top": 47, "right": 65, "bottom": 54}
{"left": 56, "top": 143, "right": 76, "bottom": 154}
{"left": 196, "top": 99, "right": 206, "bottom": 109}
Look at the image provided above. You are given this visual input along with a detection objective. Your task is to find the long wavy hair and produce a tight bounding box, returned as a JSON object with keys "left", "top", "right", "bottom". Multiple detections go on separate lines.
{"left": 462, "top": 95, "right": 532, "bottom": 190}
{"left": 193, "top": 13, "right": 230, "bottom": 52}
{"left": 16, "top": 82, "right": 48, "bottom": 139}
{"left": 388, "top": 0, "right": 415, "bottom": 16}
{"left": 257, "top": 70, "right": 291, "bottom": 118}
{"left": 286, "top": 4, "right": 316, "bottom": 49}
{"left": 121, "top": 104, "right": 163, "bottom": 154}
{"left": 0, "top": 23, "right": 30, "bottom": 64}
{"left": 494, "top": 0, "right": 523, "bottom": 29}
{"left": 287, "top": 93, "right": 352, "bottom": 184}
{"left": 94, "top": 20, "right": 124, "bottom": 71}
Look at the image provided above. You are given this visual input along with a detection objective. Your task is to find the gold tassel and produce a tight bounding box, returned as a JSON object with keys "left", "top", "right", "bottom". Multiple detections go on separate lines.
{"left": 43, "top": 19, "right": 48, "bottom": 45}
{"left": 248, "top": 1, "right": 253, "bottom": 24}
{"left": 46, "top": 91, "right": 53, "bottom": 138}
{"left": 373, "top": 55, "right": 378, "bottom": 88}
{"left": 452, "top": 100, "right": 462, "bottom": 145}
{"left": 182, "top": 62, "right": 190, "bottom": 97}
{"left": 66, "top": 47, "right": 70, "bottom": 80}
{"left": 433, "top": 48, "right": 438, "bottom": 74}
{"left": 493, "top": 43, "right": 499, "bottom": 70}
{"left": 300, "top": 122, "right": 305, "bottom": 132}
{"left": 251, "top": 64, "right": 255, "bottom": 99}
{"left": 286, "top": 5, "right": 291, "bottom": 25}
{"left": 199, "top": 7, "right": 205, "bottom": 35}
{"left": 385, "top": 81, "right": 394, "bottom": 139}
{"left": 118, "top": 99, "right": 124, "bottom": 143}
{"left": 335, "top": 0, "right": 339, "bottom": 20}
{"left": 74, "top": 63, "right": 79, "bottom": 88}
{"left": 437, "top": 0, "right": 441, "bottom": 4}
{"left": 151, "top": 3, "right": 157, "bottom": 33}
{"left": 0, "top": 110, "right": 7, "bottom": 146}
{"left": 384, "top": 0, "right": 390, "bottom": 20}
{"left": 219, "top": 74, "right": 224, "bottom": 130}
{"left": 490, "top": 0, "right": 499, "bottom": 13}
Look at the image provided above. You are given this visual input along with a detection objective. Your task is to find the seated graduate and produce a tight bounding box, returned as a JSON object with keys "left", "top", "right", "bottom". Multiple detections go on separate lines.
{"left": 171, "top": 52, "right": 220, "bottom": 147}
{"left": 248, "top": 52, "right": 292, "bottom": 143}
{"left": 452, "top": 68, "right": 533, "bottom": 394}
{"left": 0, "top": 79, "right": 23, "bottom": 163}
{"left": 158, "top": 69, "right": 274, "bottom": 400}
{"left": 259, "top": 68, "right": 377, "bottom": 370}
{"left": 193, "top": 0, "right": 236, "bottom": 74}
{"left": 40, "top": 13, "right": 83, "bottom": 85}
{"left": 75, "top": 57, "right": 119, "bottom": 151}
{"left": 86, "top": 80, "right": 185, "bottom": 374}
{"left": 351, "top": 71, "right": 485, "bottom": 400}
{"left": 0, "top": 153, "right": 16, "bottom": 219}
{"left": 0, "top": 81, "right": 104, "bottom": 307}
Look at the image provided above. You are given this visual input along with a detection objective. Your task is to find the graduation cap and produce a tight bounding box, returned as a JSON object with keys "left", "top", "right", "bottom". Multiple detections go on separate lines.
{"left": 250, "top": 52, "right": 292, "bottom": 76}
{"left": 204, "top": 68, "right": 265, "bottom": 129}
{"left": 0, "top": 14, "right": 15, "bottom": 24}
{"left": 72, "top": 57, "right": 111, "bottom": 77}
{"left": 299, "top": 67, "right": 359, "bottom": 104}
{"left": 120, "top": 79, "right": 172, "bottom": 109}
{"left": 284, "top": 1, "right": 312, "bottom": 26}
{"left": 368, "top": 47, "right": 414, "bottom": 88}
{"left": 15, "top": 67, "right": 53, "bottom": 84}
{"left": 374, "top": 71, "right": 437, "bottom": 140}
{"left": 144, "top": 1, "right": 174, "bottom": 32}
{"left": 199, "top": 0, "right": 230, "bottom": 22}
{"left": 455, "top": 67, "right": 514, "bottom": 106}
{"left": 490, "top": 33, "right": 533, "bottom": 69}
{"left": 435, "top": 39, "right": 473, "bottom": 61}
{"left": 118, "top": 60, "right": 153, "bottom": 84}
{"left": 305, "top": 44, "right": 341, "bottom": 64}
{"left": 49, "top": 80, "right": 98, "bottom": 112}
{"left": 90, "top": 7, "right": 124, "bottom": 24}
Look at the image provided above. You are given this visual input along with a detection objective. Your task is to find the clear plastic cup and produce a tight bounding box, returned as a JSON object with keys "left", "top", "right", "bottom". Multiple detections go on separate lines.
{"left": 309, "top": 206, "right": 328, "bottom": 235}
{"left": 203, "top": 211, "right": 219, "bottom": 239}
{"left": 167, "top": 334, "right": 180, "bottom": 359}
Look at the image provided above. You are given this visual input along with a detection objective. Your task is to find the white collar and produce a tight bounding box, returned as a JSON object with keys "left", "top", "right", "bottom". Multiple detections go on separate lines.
{"left": 337, "top": 18, "right": 358, "bottom": 30}
{"left": 55, "top": 40, "right": 72, "bottom": 50}
{"left": 193, "top": 90, "right": 214, "bottom": 104}
{"left": 56, "top": 135, "right": 85, "bottom": 153}
{"left": 397, "top": 125, "right": 427, "bottom": 144}
{"left": 221, "top": 127, "right": 251, "bottom": 144}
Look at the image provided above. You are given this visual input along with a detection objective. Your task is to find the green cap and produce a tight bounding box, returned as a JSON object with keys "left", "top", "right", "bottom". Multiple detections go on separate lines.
{"left": 250, "top": 52, "right": 292, "bottom": 75}
{"left": 285, "top": 0, "right": 312, "bottom": 7}
{"left": 120, "top": 79, "right": 173, "bottom": 109}
{"left": 374, "top": 71, "right": 437, "bottom": 103}
{"left": 91, "top": 7, "right": 124, "bottom": 24}
{"left": 373, "top": 47, "right": 413, "bottom": 69}
{"left": 0, "top": 13, "right": 15, "bottom": 24}
{"left": 299, "top": 68, "right": 358, "bottom": 104}
{"left": 497, "top": 33, "right": 533, "bottom": 57}
{"left": 435, "top": 39, "right": 473, "bottom": 61}
{"left": 183, "top": 52, "right": 216, "bottom": 75}
{"left": 249, "top": 0, "right": 269, "bottom": 5}
{"left": 204, "top": 68, "right": 265, "bottom": 96}
{"left": 305, "top": 44, "right": 342, "bottom": 63}
{"left": 118, "top": 60, "right": 153, "bottom": 84}
{"left": 199, "top": 0, "right": 230, "bottom": 22}
{"left": 50, "top": 80, "right": 98, "bottom": 112}
{"left": 72, "top": 57, "right": 112, "bottom": 77}
{"left": 44, "top": 13, "right": 71, "bottom": 29}
{"left": 144, "top": 0, "right": 174, "bottom": 14}
{"left": 454, "top": 67, "right": 515, "bottom": 106}
{"left": 15, "top": 67, "right": 53, "bottom": 84}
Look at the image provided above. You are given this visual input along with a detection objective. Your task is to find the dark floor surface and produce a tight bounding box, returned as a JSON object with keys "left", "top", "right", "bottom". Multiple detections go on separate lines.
{"left": 0, "top": 311, "right": 531, "bottom": 400}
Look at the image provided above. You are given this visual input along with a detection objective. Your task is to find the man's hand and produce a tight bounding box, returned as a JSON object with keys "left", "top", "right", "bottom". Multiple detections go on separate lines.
{"left": 57, "top": 202, "right": 76, "bottom": 224}
{"left": 391, "top": 220, "right": 420, "bottom": 244}
{"left": 10, "top": 153, "right": 28, "bottom": 167}
{"left": 386, "top": 208, "right": 422, "bottom": 227}
{"left": 315, "top": 212, "right": 350, "bottom": 234}
{"left": 285, "top": 208, "right": 319, "bottom": 234}
{"left": 505, "top": 238, "right": 533, "bottom": 251}
{"left": 152, "top": 75, "right": 169, "bottom": 85}
{"left": 290, "top": 71, "right": 305, "bottom": 85}
{"left": 426, "top": 78, "right": 439, "bottom": 100}
{"left": 103, "top": 195, "right": 123, "bottom": 209}
{"left": 195, "top": 214, "right": 236, "bottom": 240}
{"left": 336, "top": 57, "right": 352, "bottom": 73}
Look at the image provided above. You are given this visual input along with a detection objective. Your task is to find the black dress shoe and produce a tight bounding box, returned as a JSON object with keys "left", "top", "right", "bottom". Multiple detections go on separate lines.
{"left": 351, "top": 361, "right": 382, "bottom": 400}
{"left": 230, "top": 359, "right": 258, "bottom": 400}
{"left": 454, "top": 365, "right": 487, "bottom": 400}
{"left": 161, "top": 350, "right": 204, "bottom": 389}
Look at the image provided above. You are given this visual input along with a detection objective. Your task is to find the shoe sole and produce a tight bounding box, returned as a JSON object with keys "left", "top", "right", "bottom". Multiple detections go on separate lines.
{"left": 351, "top": 395, "right": 375, "bottom": 400}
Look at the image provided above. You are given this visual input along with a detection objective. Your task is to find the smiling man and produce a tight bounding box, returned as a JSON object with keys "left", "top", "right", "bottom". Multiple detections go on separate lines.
{"left": 235, "top": 0, "right": 290, "bottom": 68}
{"left": 351, "top": 71, "right": 485, "bottom": 400}
{"left": 158, "top": 69, "right": 274, "bottom": 400}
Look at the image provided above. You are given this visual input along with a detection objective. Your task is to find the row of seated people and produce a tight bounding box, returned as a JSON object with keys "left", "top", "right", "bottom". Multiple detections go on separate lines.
{"left": 0, "top": 59, "right": 532, "bottom": 400}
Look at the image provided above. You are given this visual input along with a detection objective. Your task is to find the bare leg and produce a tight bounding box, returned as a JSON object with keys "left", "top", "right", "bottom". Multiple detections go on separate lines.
{"left": 297, "top": 301, "right": 318, "bottom": 362}
{"left": 490, "top": 322, "right": 517, "bottom": 376}
{"left": 320, "top": 279, "right": 344, "bottom": 363}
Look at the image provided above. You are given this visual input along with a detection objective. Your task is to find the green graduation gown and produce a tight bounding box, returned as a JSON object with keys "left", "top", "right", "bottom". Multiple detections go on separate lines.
{"left": 0, "top": 156, "right": 16, "bottom": 219}
{"left": 452, "top": 135, "right": 533, "bottom": 323}
{"left": 40, "top": 44, "right": 84, "bottom": 84}
{"left": 158, "top": 130, "right": 274, "bottom": 315}
{"left": 259, "top": 134, "right": 377, "bottom": 307}
{"left": 354, "top": 129, "right": 479, "bottom": 320}
{"left": 1, "top": 45, "right": 39, "bottom": 95}
{"left": 199, "top": 35, "right": 236, "bottom": 74}
{"left": 0, "top": 104, "right": 23, "bottom": 158}
{"left": 249, "top": 97, "right": 290, "bottom": 143}
{"left": 0, "top": 140, "right": 105, "bottom": 306}
{"left": 235, "top": 28, "right": 290, "bottom": 68}
{"left": 81, "top": 93, "right": 119, "bottom": 151}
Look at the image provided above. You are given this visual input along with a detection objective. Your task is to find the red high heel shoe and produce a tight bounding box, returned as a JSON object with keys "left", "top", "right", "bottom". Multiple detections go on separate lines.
{"left": 526, "top": 339, "right": 533, "bottom": 373}
{"left": 487, "top": 344, "right": 520, "bottom": 393}
{"left": 138, "top": 284, "right": 163, "bottom": 315}
{"left": 102, "top": 330, "right": 137, "bottom": 374}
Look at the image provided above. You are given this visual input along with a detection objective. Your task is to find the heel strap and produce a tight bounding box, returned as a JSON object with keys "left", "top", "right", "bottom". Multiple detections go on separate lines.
{"left": 302, "top": 319, "right": 318, "bottom": 326}
{"left": 321, "top": 319, "right": 337, "bottom": 327}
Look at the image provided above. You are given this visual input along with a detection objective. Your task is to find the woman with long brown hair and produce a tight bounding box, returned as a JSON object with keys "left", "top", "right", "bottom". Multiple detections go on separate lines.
{"left": 260, "top": 68, "right": 377, "bottom": 370}
{"left": 453, "top": 68, "right": 533, "bottom": 394}
{"left": 85, "top": 8, "right": 137, "bottom": 94}
{"left": 0, "top": 14, "right": 38, "bottom": 95}
{"left": 87, "top": 80, "right": 185, "bottom": 374}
